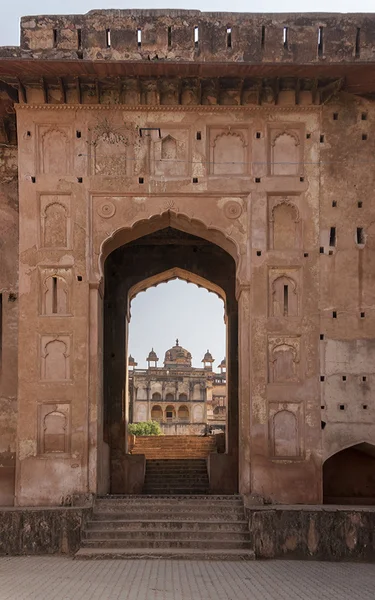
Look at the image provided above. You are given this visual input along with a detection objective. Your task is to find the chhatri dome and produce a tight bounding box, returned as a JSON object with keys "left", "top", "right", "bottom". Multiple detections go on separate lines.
{"left": 164, "top": 339, "right": 192, "bottom": 369}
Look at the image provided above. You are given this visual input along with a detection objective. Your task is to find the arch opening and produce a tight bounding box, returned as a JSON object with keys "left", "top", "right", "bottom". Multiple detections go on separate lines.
{"left": 102, "top": 224, "right": 239, "bottom": 495}
{"left": 323, "top": 442, "right": 375, "bottom": 505}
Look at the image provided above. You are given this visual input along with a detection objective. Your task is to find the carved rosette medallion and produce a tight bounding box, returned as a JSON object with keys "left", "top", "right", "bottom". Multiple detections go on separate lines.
{"left": 223, "top": 200, "right": 243, "bottom": 220}
{"left": 97, "top": 201, "right": 116, "bottom": 219}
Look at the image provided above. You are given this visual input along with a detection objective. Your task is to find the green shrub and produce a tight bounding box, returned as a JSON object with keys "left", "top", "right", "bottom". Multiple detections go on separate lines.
{"left": 128, "top": 420, "right": 162, "bottom": 436}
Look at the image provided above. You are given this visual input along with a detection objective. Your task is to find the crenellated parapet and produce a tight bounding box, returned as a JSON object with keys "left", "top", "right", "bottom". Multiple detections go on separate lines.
{"left": 0, "top": 10, "right": 374, "bottom": 64}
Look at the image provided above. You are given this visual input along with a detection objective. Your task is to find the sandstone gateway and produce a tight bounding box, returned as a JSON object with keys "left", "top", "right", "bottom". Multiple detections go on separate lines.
{"left": 0, "top": 10, "right": 375, "bottom": 558}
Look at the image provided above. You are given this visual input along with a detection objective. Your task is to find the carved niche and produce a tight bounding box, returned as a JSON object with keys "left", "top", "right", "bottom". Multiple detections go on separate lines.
{"left": 41, "top": 335, "right": 71, "bottom": 381}
{"left": 151, "top": 128, "right": 190, "bottom": 177}
{"left": 38, "top": 126, "right": 71, "bottom": 175}
{"left": 193, "top": 404, "right": 204, "bottom": 423}
{"left": 268, "top": 336, "right": 300, "bottom": 383}
{"left": 268, "top": 402, "right": 302, "bottom": 458}
{"left": 269, "top": 269, "right": 300, "bottom": 317}
{"left": 91, "top": 125, "right": 131, "bottom": 177}
{"left": 269, "top": 196, "right": 301, "bottom": 250}
{"left": 268, "top": 126, "right": 303, "bottom": 176}
{"left": 136, "top": 403, "right": 147, "bottom": 422}
{"left": 209, "top": 127, "right": 249, "bottom": 176}
{"left": 40, "top": 194, "right": 71, "bottom": 249}
{"left": 38, "top": 403, "right": 70, "bottom": 455}
{"left": 39, "top": 267, "right": 72, "bottom": 316}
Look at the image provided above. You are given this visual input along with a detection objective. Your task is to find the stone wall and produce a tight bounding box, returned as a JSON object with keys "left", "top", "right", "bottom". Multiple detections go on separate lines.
{"left": 247, "top": 506, "right": 375, "bottom": 561}
{"left": 13, "top": 11, "right": 375, "bottom": 64}
{"left": 0, "top": 508, "right": 90, "bottom": 555}
{"left": 0, "top": 141, "right": 18, "bottom": 506}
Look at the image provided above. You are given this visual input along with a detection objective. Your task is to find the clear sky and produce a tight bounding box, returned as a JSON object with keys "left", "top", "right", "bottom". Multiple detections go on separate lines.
{"left": 128, "top": 280, "right": 226, "bottom": 370}
{"left": 2, "top": 1, "right": 375, "bottom": 47}
{"left": 2, "top": 1, "right": 372, "bottom": 366}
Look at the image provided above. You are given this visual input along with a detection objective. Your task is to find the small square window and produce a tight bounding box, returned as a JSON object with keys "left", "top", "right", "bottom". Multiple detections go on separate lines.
{"left": 362, "top": 376, "right": 367, "bottom": 382}
{"left": 256, "top": 132, "right": 261, "bottom": 139}
{"left": 333, "top": 311, "right": 337, "bottom": 318}
{"left": 339, "top": 404, "right": 345, "bottom": 410}
{"left": 196, "top": 131, "right": 202, "bottom": 140}
{"left": 332, "top": 201, "right": 337, "bottom": 207}
{"left": 320, "top": 375, "right": 325, "bottom": 382}
{"left": 77, "top": 177, "right": 83, "bottom": 183}
{"left": 139, "top": 177, "right": 144, "bottom": 184}
{"left": 320, "top": 134, "right": 325, "bottom": 143}
{"left": 358, "top": 201, "right": 363, "bottom": 208}
{"left": 256, "top": 250, "right": 261, "bottom": 256}
{"left": 333, "top": 113, "right": 338, "bottom": 120}
{"left": 306, "top": 133, "right": 311, "bottom": 139}
{"left": 362, "top": 404, "right": 368, "bottom": 410}
{"left": 320, "top": 334, "right": 324, "bottom": 340}
{"left": 304, "top": 252, "right": 309, "bottom": 257}
{"left": 362, "top": 133, "right": 368, "bottom": 141}
{"left": 255, "top": 177, "right": 261, "bottom": 183}
{"left": 342, "top": 375, "right": 347, "bottom": 381}
{"left": 193, "top": 177, "right": 198, "bottom": 183}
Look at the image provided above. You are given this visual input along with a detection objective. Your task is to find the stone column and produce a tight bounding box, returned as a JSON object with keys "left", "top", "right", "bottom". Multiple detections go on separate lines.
{"left": 238, "top": 286, "right": 251, "bottom": 495}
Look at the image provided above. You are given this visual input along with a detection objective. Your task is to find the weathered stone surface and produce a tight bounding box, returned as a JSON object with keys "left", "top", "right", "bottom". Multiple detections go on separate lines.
{"left": 247, "top": 506, "right": 375, "bottom": 561}
{"left": 0, "top": 508, "right": 91, "bottom": 555}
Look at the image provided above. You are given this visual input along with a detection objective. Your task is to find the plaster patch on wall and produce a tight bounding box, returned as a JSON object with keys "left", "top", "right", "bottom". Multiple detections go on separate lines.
{"left": 19, "top": 439, "right": 37, "bottom": 461}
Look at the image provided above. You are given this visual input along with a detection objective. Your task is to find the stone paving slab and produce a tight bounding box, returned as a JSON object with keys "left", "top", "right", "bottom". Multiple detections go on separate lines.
{"left": 0, "top": 556, "right": 374, "bottom": 600}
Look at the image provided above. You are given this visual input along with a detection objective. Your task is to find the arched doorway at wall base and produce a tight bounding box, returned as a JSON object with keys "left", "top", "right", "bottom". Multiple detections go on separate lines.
{"left": 323, "top": 442, "right": 375, "bottom": 505}
{"left": 102, "top": 223, "right": 240, "bottom": 496}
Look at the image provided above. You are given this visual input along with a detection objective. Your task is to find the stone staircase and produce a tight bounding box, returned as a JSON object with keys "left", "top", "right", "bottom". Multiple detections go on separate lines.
{"left": 75, "top": 495, "right": 254, "bottom": 560}
{"left": 131, "top": 434, "right": 217, "bottom": 459}
{"left": 143, "top": 459, "right": 209, "bottom": 495}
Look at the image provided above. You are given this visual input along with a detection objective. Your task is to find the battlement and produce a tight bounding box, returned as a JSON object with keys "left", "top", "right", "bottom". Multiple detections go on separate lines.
{"left": 9, "top": 11, "right": 375, "bottom": 64}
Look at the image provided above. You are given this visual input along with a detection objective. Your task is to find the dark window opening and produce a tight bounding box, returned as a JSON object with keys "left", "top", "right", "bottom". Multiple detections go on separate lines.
{"left": 320, "top": 247, "right": 324, "bottom": 254}
{"left": 106, "top": 28, "right": 111, "bottom": 48}
{"left": 256, "top": 250, "right": 262, "bottom": 256}
{"left": 194, "top": 26, "right": 199, "bottom": 49}
{"left": 52, "top": 277, "right": 58, "bottom": 314}
{"left": 283, "top": 26, "right": 288, "bottom": 49}
{"left": 304, "top": 252, "right": 309, "bottom": 257}
{"left": 77, "top": 276, "right": 83, "bottom": 282}
{"left": 196, "top": 131, "right": 201, "bottom": 140}
{"left": 362, "top": 404, "right": 368, "bottom": 410}
{"left": 256, "top": 132, "right": 261, "bottom": 139}
{"left": 137, "top": 28, "right": 142, "bottom": 48}
{"left": 227, "top": 27, "right": 232, "bottom": 48}
{"left": 361, "top": 112, "right": 367, "bottom": 121}
{"left": 261, "top": 25, "right": 265, "bottom": 48}
{"left": 333, "top": 113, "right": 338, "bottom": 120}
{"left": 320, "top": 375, "right": 325, "bottom": 382}
{"left": 342, "top": 376, "right": 347, "bottom": 382}
{"left": 168, "top": 26, "right": 172, "bottom": 48}
{"left": 358, "top": 201, "right": 363, "bottom": 208}
{"left": 300, "top": 177, "right": 304, "bottom": 182}
{"left": 357, "top": 227, "right": 365, "bottom": 245}
{"left": 53, "top": 29, "right": 58, "bottom": 47}
{"left": 306, "top": 133, "right": 311, "bottom": 139}
{"left": 339, "top": 404, "right": 345, "bottom": 410}
{"left": 77, "top": 177, "right": 83, "bottom": 183}
{"left": 362, "top": 133, "right": 368, "bottom": 140}
{"left": 31, "top": 176, "right": 36, "bottom": 183}
{"left": 193, "top": 177, "right": 198, "bottom": 183}
{"left": 320, "top": 334, "right": 324, "bottom": 340}
{"left": 283, "top": 284, "right": 288, "bottom": 316}
{"left": 320, "top": 134, "right": 325, "bottom": 143}
{"left": 355, "top": 28, "right": 361, "bottom": 58}
{"left": 77, "top": 28, "right": 82, "bottom": 50}
{"left": 362, "top": 376, "right": 367, "bottom": 382}
{"left": 76, "top": 131, "right": 81, "bottom": 139}
{"left": 329, "top": 227, "right": 336, "bottom": 247}
{"left": 333, "top": 311, "right": 337, "bottom": 318}
{"left": 255, "top": 177, "right": 261, "bottom": 183}
{"left": 318, "top": 26, "right": 324, "bottom": 57}
{"left": 139, "top": 177, "right": 144, "bottom": 184}
{"left": 332, "top": 201, "right": 337, "bottom": 207}
{"left": 361, "top": 311, "right": 365, "bottom": 318}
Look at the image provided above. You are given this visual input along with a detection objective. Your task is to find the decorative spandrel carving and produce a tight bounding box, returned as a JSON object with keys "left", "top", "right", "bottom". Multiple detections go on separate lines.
{"left": 38, "top": 126, "right": 71, "bottom": 175}
{"left": 38, "top": 403, "right": 70, "bottom": 455}
{"left": 269, "top": 196, "right": 301, "bottom": 250}
{"left": 40, "top": 268, "right": 72, "bottom": 316}
{"left": 40, "top": 195, "right": 71, "bottom": 249}
{"left": 269, "top": 270, "right": 300, "bottom": 317}
{"left": 268, "top": 336, "right": 300, "bottom": 383}
{"left": 41, "top": 335, "right": 71, "bottom": 381}
{"left": 151, "top": 128, "right": 190, "bottom": 177}
{"left": 268, "top": 403, "right": 302, "bottom": 458}
{"left": 269, "top": 126, "right": 303, "bottom": 176}
{"left": 209, "top": 127, "right": 249, "bottom": 176}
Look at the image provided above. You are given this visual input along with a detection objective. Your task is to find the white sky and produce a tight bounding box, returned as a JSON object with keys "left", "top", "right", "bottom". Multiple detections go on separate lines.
{"left": 1, "top": 1, "right": 372, "bottom": 365}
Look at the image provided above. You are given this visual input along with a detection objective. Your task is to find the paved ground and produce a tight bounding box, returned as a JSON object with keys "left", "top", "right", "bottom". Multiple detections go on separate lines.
{"left": 0, "top": 557, "right": 374, "bottom": 600}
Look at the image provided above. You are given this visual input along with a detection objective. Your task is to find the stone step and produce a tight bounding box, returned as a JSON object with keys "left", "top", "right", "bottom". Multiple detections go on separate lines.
{"left": 142, "top": 489, "right": 210, "bottom": 495}
{"left": 144, "top": 474, "right": 209, "bottom": 480}
{"left": 83, "top": 529, "right": 250, "bottom": 541}
{"left": 92, "top": 511, "right": 245, "bottom": 521}
{"left": 87, "top": 520, "right": 249, "bottom": 532}
{"left": 81, "top": 538, "right": 253, "bottom": 550}
{"left": 75, "top": 547, "right": 255, "bottom": 560}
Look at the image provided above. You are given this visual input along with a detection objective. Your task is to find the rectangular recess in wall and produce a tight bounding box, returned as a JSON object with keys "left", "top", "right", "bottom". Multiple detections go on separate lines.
{"left": 77, "top": 28, "right": 82, "bottom": 49}
{"left": 227, "top": 27, "right": 232, "bottom": 48}
{"left": 355, "top": 28, "right": 361, "bottom": 58}
{"left": 168, "top": 26, "right": 172, "bottom": 48}
{"left": 318, "top": 26, "right": 324, "bottom": 57}
{"left": 106, "top": 28, "right": 111, "bottom": 48}
{"left": 357, "top": 227, "right": 365, "bottom": 244}
{"left": 137, "top": 28, "right": 142, "bottom": 48}
{"left": 261, "top": 25, "right": 265, "bottom": 48}
{"left": 194, "top": 26, "right": 199, "bottom": 48}
{"left": 283, "top": 27, "right": 288, "bottom": 49}
{"left": 329, "top": 227, "right": 336, "bottom": 247}
{"left": 53, "top": 29, "right": 58, "bottom": 47}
